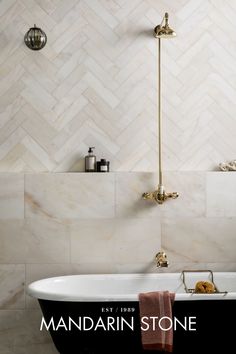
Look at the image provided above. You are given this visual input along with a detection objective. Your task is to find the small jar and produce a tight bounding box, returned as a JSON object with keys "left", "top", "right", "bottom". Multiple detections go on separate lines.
{"left": 98, "top": 159, "right": 110, "bottom": 172}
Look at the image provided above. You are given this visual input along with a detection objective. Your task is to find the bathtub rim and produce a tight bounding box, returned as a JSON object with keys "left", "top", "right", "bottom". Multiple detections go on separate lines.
{"left": 27, "top": 272, "right": 236, "bottom": 302}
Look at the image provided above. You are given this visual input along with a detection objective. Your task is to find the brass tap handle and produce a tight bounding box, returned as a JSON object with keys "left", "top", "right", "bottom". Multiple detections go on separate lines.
{"left": 142, "top": 191, "right": 155, "bottom": 200}
{"left": 166, "top": 192, "right": 179, "bottom": 199}
{"left": 142, "top": 190, "right": 179, "bottom": 204}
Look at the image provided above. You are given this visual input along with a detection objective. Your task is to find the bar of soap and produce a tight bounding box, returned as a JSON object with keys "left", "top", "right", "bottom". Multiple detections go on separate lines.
{"left": 195, "top": 281, "right": 215, "bottom": 293}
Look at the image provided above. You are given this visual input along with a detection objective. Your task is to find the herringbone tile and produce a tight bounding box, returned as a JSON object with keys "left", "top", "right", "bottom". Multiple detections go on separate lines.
{"left": 0, "top": 0, "right": 236, "bottom": 172}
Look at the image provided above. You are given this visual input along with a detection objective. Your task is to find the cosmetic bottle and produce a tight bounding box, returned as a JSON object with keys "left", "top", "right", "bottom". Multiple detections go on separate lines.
{"left": 85, "top": 147, "right": 96, "bottom": 172}
{"left": 99, "top": 159, "right": 110, "bottom": 172}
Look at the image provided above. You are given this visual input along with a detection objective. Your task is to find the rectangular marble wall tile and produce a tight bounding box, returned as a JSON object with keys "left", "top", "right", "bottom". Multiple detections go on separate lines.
{"left": 0, "top": 221, "right": 26, "bottom": 263}
{"left": 0, "top": 265, "right": 25, "bottom": 310}
{"left": 0, "top": 219, "right": 69, "bottom": 263}
{"left": 204, "top": 263, "right": 236, "bottom": 271}
{"left": 0, "top": 310, "right": 56, "bottom": 354}
{"left": 70, "top": 219, "right": 115, "bottom": 264}
{"left": 112, "top": 218, "right": 161, "bottom": 263}
{"left": 70, "top": 218, "right": 161, "bottom": 264}
{"left": 115, "top": 172, "right": 161, "bottom": 218}
{"left": 116, "top": 262, "right": 236, "bottom": 273}
{"left": 25, "top": 173, "right": 115, "bottom": 220}
{"left": 116, "top": 262, "right": 158, "bottom": 274}
{"left": 161, "top": 218, "right": 236, "bottom": 263}
{"left": 0, "top": 174, "right": 24, "bottom": 219}
{"left": 70, "top": 263, "right": 118, "bottom": 275}
{"left": 26, "top": 264, "right": 71, "bottom": 309}
{"left": 155, "top": 263, "right": 211, "bottom": 273}
{"left": 206, "top": 172, "right": 236, "bottom": 217}
{"left": 116, "top": 172, "right": 205, "bottom": 218}
{"left": 23, "top": 218, "right": 70, "bottom": 263}
{"left": 160, "top": 172, "right": 206, "bottom": 217}
{"left": 153, "top": 263, "right": 236, "bottom": 272}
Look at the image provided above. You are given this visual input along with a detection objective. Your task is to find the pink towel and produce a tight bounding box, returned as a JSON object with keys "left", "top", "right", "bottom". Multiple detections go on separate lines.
{"left": 139, "top": 291, "right": 175, "bottom": 352}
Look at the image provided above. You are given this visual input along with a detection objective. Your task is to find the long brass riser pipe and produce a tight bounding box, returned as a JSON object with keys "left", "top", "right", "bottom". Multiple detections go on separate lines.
{"left": 142, "top": 14, "right": 178, "bottom": 204}
{"left": 158, "top": 38, "right": 162, "bottom": 186}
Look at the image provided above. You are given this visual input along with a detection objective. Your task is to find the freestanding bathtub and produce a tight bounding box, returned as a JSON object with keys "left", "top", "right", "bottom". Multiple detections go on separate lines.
{"left": 28, "top": 272, "right": 236, "bottom": 354}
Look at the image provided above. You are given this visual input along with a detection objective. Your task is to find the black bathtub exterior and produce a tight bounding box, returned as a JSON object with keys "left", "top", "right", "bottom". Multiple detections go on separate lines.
{"left": 39, "top": 299, "right": 236, "bottom": 354}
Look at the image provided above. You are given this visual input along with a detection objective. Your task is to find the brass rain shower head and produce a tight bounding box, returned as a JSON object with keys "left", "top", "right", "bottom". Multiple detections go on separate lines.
{"left": 154, "top": 13, "right": 176, "bottom": 38}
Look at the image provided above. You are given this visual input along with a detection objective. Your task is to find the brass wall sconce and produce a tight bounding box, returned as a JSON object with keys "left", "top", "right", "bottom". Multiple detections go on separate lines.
{"left": 24, "top": 24, "right": 47, "bottom": 51}
{"left": 143, "top": 13, "right": 179, "bottom": 204}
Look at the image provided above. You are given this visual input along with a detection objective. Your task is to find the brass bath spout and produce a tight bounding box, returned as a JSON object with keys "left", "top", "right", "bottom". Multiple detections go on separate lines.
{"left": 156, "top": 251, "right": 169, "bottom": 268}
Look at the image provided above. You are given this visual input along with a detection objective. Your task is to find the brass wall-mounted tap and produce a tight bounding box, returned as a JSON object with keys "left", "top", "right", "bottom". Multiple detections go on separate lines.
{"left": 143, "top": 185, "right": 178, "bottom": 204}
{"left": 156, "top": 251, "right": 169, "bottom": 268}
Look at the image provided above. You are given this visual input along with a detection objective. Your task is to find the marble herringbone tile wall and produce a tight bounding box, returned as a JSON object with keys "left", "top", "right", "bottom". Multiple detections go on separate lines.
{"left": 1, "top": 1, "right": 236, "bottom": 353}
{"left": 1, "top": 0, "right": 236, "bottom": 172}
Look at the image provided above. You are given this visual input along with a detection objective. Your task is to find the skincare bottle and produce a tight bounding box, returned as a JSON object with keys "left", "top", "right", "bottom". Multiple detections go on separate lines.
{"left": 99, "top": 159, "right": 110, "bottom": 172}
{"left": 85, "top": 147, "right": 96, "bottom": 172}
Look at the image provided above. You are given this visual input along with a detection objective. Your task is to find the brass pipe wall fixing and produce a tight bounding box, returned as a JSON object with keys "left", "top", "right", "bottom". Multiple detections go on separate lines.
{"left": 142, "top": 13, "right": 178, "bottom": 204}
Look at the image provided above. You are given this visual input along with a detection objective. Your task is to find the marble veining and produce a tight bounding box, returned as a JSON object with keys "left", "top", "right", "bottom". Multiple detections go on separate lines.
{"left": 0, "top": 0, "right": 233, "bottom": 352}
{"left": 0, "top": 171, "right": 236, "bottom": 354}
{"left": 0, "top": 265, "right": 25, "bottom": 310}
{"left": 162, "top": 217, "right": 236, "bottom": 263}
{"left": 70, "top": 218, "right": 161, "bottom": 264}
{"left": 25, "top": 173, "right": 115, "bottom": 220}
{"left": 0, "top": 218, "right": 69, "bottom": 264}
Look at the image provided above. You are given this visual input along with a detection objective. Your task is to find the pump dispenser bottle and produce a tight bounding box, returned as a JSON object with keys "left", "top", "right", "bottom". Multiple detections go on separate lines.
{"left": 85, "top": 147, "right": 96, "bottom": 172}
